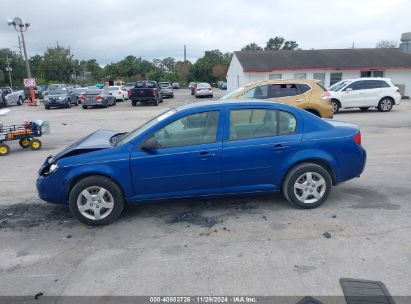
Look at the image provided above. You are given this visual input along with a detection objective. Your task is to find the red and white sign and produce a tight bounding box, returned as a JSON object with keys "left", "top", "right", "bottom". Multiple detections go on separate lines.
{"left": 24, "top": 78, "right": 36, "bottom": 87}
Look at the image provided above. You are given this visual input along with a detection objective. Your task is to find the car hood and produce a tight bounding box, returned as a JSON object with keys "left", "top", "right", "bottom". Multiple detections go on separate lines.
{"left": 51, "top": 129, "right": 120, "bottom": 162}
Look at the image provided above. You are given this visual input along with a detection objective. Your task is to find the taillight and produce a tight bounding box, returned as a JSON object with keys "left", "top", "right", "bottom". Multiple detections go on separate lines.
{"left": 354, "top": 131, "right": 361, "bottom": 145}
{"left": 127, "top": 90, "right": 131, "bottom": 96}
{"left": 321, "top": 91, "right": 331, "bottom": 99}
{"left": 396, "top": 87, "right": 400, "bottom": 93}
{"left": 79, "top": 95, "right": 85, "bottom": 101}
{"left": 152, "top": 88, "right": 157, "bottom": 96}
{"left": 118, "top": 91, "right": 121, "bottom": 94}
{"left": 197, "top": 89, "right": 201, "bottom": 91}
{"left": 208, "top": 88, "right": 212, "bottom": 91}
{"left": 96, "top": 95, "right": 102, "bottom": 100}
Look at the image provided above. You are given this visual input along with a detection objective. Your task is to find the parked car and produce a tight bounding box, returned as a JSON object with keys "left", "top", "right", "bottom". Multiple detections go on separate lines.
{"left": 221, "top": 79, "right": 334, "bottom": 118}
{"left": 172, "top": 82, "right": 180, "bottom": 89}
{"left": 36, "top": 100, "right": 366, "bottom": 226}
{"left": 327, "top": 78, "right": 401, "bottom": 113}
{"left": 194, "top": 82, "right": 213, "bottom": 98}
{"left": 129, "top": 81, "right": 163, "bottom": 106}
{"left": 189, "top": 82, "right": 197, "bottom": 95}
{"left": 24, "top": 86, "right": 44, "bottom": 100}
{"left": 44, "top": 84, "right": 67, "bottom": 97}
{"left": 221, "top": 82, "right": 227, "bottom": 90}
{"left": 159, "top": 82, "right": 174, "bottom": 98}
{"left": 0, "top": 87, "right": 24, "bottom": 107}
{"left": 43, "top": 87, "right": 79, "bottom": 109}
{"left": 123, "top": 82, "right": 137, "bottom": 91}
{"left": 104, "top": 86, "right": 129, "bottom": 101}
{"left": 80, "top": 88, "right": 116, "bottom": 109}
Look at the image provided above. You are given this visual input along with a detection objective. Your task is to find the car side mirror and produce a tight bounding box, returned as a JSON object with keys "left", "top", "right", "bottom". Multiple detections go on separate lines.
{"left": 140, "top": 136, "right": 159, "bottom": 151}
{"left": 345, "top": 88, "right": 353, "bottom": 92}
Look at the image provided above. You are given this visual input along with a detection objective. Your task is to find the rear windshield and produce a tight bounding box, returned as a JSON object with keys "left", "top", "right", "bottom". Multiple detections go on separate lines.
{"left": 135, "top": 81, "right": 156, "bottom": 88}
{"left": 159, "top": 83, "right": 171, "bottom": 87}
{"left": 197, "top": 83, "right": 211, "bottom": 88}
{"left": 85, "top": 89, "right": 102, "bottom": 95}
{"left": 49, "top": 88, "right": 67, "bottom": 94}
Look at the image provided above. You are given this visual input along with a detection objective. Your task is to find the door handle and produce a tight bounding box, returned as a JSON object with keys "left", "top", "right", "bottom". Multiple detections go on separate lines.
{"left": 271, "top": 144, "right": 290, "bottom": 151}
{"left": 199, "top": 151, "right": 216, "bottom": 159}
{"left": 295, "top": 99, "right": 303, "bottom": 102}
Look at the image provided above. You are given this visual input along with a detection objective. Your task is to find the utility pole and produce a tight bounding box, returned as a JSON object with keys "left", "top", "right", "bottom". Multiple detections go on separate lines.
{"left": 7, "top": 17, "right": 36, "bottom": 105}
{"left": 5, "top": 56, "right": 12, "bottom": 87}
{"left": 18, "top": 36, "right": 23, "bottom": 58}
{"left": 184, "top": 44, "right": 187, "bottom": 62}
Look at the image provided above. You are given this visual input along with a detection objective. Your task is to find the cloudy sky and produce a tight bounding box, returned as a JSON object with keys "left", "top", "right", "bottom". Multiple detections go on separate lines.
{"left": 1, "top": 0, "right": 410, "bottom": 65}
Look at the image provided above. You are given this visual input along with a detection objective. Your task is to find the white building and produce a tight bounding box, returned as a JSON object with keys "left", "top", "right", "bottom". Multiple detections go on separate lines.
{"left": 227, "top": 48, "right": 411, "bottom": 97}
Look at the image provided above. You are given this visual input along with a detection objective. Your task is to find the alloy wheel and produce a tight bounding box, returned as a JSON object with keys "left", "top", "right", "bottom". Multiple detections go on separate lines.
{"left": 293, "top": 172, "right": 326, "bottom": 204}
{"left": 77, "top": 186, "right": 115, "bottom": 221}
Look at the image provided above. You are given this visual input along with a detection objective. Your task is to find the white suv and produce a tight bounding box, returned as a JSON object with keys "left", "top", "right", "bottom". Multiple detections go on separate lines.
{"left": 328, "top": 78, "right": 401, "bottom": 113}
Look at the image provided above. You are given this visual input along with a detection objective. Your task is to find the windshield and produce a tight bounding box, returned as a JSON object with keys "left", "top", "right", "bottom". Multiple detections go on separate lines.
{"left": 49, "top": 87, "right": 67, "bottom": 94}
{"left": 115, "top": 109, "right": 177, "bottom": 146}
{"left": 159, "top": 82, "right": 170, "bottom": 87}
{"left": 220, "top": 86, "right": 245, "bottom": 100}
{"left": 197, "top": 83, "right": 210, "bottom": 88}
{"left": 328, "top": 80, "right": 350, "bottom": 92}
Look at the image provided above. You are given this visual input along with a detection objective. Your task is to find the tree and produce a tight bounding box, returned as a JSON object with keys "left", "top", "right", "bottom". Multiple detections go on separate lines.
{"left": 376, "top": 40, "right": 398, "bottom": 48}
{"left": 282, "top": 40, "right": 299, "bottom": 50}
{"left": 241, "top": 42, "right": 263, "bottom": 51}
{"left": 175, "top": 61, "right": 192, "bottom": 83}
{"left": 39, "top": 46, "right": 74, "bottom": 82}
{"left": 265, "top": 37, "right": 284, "bottom": 50}
{"left": 212, "top": 64, "right": 229, "bottom": 81}
{"left": 0, "top": 48, "right": 26, "bottom": 87}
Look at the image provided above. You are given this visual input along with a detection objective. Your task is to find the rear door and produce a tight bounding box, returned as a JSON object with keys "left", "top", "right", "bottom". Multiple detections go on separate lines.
{"left": 221, "top": 106, "right": 302, "bottom": 193}
{"left": 268, "top": 83, "right": 306, "bottom": 107}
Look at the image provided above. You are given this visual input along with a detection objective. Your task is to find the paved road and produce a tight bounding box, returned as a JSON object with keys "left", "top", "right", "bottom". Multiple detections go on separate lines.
{"left": 0, "top": 90, "right": 410, "bottom": 299}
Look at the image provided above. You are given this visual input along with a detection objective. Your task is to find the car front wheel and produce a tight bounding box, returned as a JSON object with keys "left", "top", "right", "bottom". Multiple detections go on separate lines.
{"left": 377, "top": 97, "right": 393, "bottom": 112}
{"left": 282, "top": 163, "right": 332, "bottom": 209}
{"left": 69, "top": 176, "right": 124, "bottom": 226}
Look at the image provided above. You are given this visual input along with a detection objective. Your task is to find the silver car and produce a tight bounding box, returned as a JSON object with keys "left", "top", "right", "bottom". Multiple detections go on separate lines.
{"left": 194, "top": 83, "right": 213, "bottom": 98}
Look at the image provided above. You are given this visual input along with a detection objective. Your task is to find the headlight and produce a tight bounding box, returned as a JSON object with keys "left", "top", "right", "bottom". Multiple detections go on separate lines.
{"left": 44, "top": 96, "right": 49, "bottom": 101}
{"left": 58, "top": 96, "right": 64, "bottom": 100}
{"left": 44, "top": 163, "right": 59, "bottom": 176}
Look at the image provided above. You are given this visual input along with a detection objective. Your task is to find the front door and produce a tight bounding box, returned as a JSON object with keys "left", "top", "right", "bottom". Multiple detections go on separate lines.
{"left": 341, "top": 80, "right": 371, "bottom": 107}
{"left": 130, "top": 110, "right": 222, "bottom": 201}
{"left": 222, "top": 108, "right": 302, "bottom": 193}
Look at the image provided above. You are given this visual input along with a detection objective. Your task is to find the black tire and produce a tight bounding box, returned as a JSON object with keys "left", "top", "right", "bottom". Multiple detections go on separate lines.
{"left": 132, "top": 100, "right": 137, "bottom": 107}
{"left": 103, "top": 101, "right": 108, "bottom": 108}
{"left": 82, "top": 105, "right": 88, "bottom": 109}
{"left": 360, "top": 107, "right": 369, "bottom": 111}
{"left": 45, "top": 105, "right": 50, "bottom": 110}
{"left": 282, "top": 163, "right": 332, "bottom": 209}
{"left": 75, "top": 99, "right": 79, "bottom": 106}
{"left": 69, "top": 176, "right": 125, "bottom": 226}
{"left": 30, "top": 139, "right": 42, "bottom": 150}
{"left": 17, "top": 97, "right": 24, "bottom": 106}
{"left": 154, "top": 96, "right": 159, "bottom": 106}
{"left": 113, "top": 99, "right": 117, "bottom": 106}
{"left": 331, "top": 99, "right": 340, "bottom": 114}
{"left": 0, "top": 143, "right": 10, "bottom": 156}
{"left": 67, "top": 100, "right": 72, "bottom": 108}
{"left": 377, "top": 97, "right": 393, "bottom": 112}
{"left": 19, "top": 138, "right": 31, "bottom": 148}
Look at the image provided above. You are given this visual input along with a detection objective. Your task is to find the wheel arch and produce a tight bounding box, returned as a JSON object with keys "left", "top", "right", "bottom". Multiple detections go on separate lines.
{"left": 66, "top": 172, "right": 127, "bottom": 203}
{"left": 282, "top": 158, "right": 337, "bottom": 188}
{"left": 305, "top": 108, "right": 321, "bottom": 117}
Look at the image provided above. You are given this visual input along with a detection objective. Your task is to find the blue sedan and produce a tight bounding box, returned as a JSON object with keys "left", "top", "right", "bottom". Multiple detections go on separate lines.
{"left": 37, "top": 101, "right": 366, "bottom": 225}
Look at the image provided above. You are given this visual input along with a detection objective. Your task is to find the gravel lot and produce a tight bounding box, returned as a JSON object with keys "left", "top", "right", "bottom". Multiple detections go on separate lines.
{"left": 0, "top": 89, "right": 410, "bottom": 299}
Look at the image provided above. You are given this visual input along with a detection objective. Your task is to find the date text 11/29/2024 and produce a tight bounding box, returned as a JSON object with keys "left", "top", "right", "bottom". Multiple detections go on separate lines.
{"left": 149, "top": 296, "right": 257, "bottom": 303}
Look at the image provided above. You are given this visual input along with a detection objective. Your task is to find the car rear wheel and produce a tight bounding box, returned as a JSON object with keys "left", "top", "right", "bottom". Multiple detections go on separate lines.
{"left": 331, "top": 99, "right": 340, "bottom": 114}
{"left": 82, "top": 105, "right": 87, "bottom": 109}
{"left": 377, "top": 97, "right": 393, "bottom": 112}
{"left": 282, "top": 163, "right": 332, "bottom": 209}
{"left": 17, "top": 97, "right": 24, "bottom": 106}
{"left": 67, "top": 100, "right": 72, "bottom": 108}
{"left": 154, "top": 96, "right": 159, "bottom": 106}
{"left": 69, "top": 176, "right": 124, "bottom": 226}
{"left": 132, "top": 100, "right": 137, "bottom": 107}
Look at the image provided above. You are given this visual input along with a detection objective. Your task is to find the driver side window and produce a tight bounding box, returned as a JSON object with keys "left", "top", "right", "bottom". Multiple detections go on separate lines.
{"left": 153, "top": 111, "right": 219, "bottom": 149}
{"left": 241, "top": 85, "right": 269, "bottom": 99}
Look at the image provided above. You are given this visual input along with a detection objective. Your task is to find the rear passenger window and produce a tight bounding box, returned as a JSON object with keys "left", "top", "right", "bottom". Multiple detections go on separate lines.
{"left": 242, "top": 85, "right": 269, "bottom": 99}
{"left": 270, "top": 84, "right": 299, "bottom": 98}
{"left": 279, "top": 111, "right": 297, "bottom": 134}
{"left": 229, "top": 109, "right": 297, "bottom": 140}
{"left": 298, "top": 84, "right": 311, "bottom": 94}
